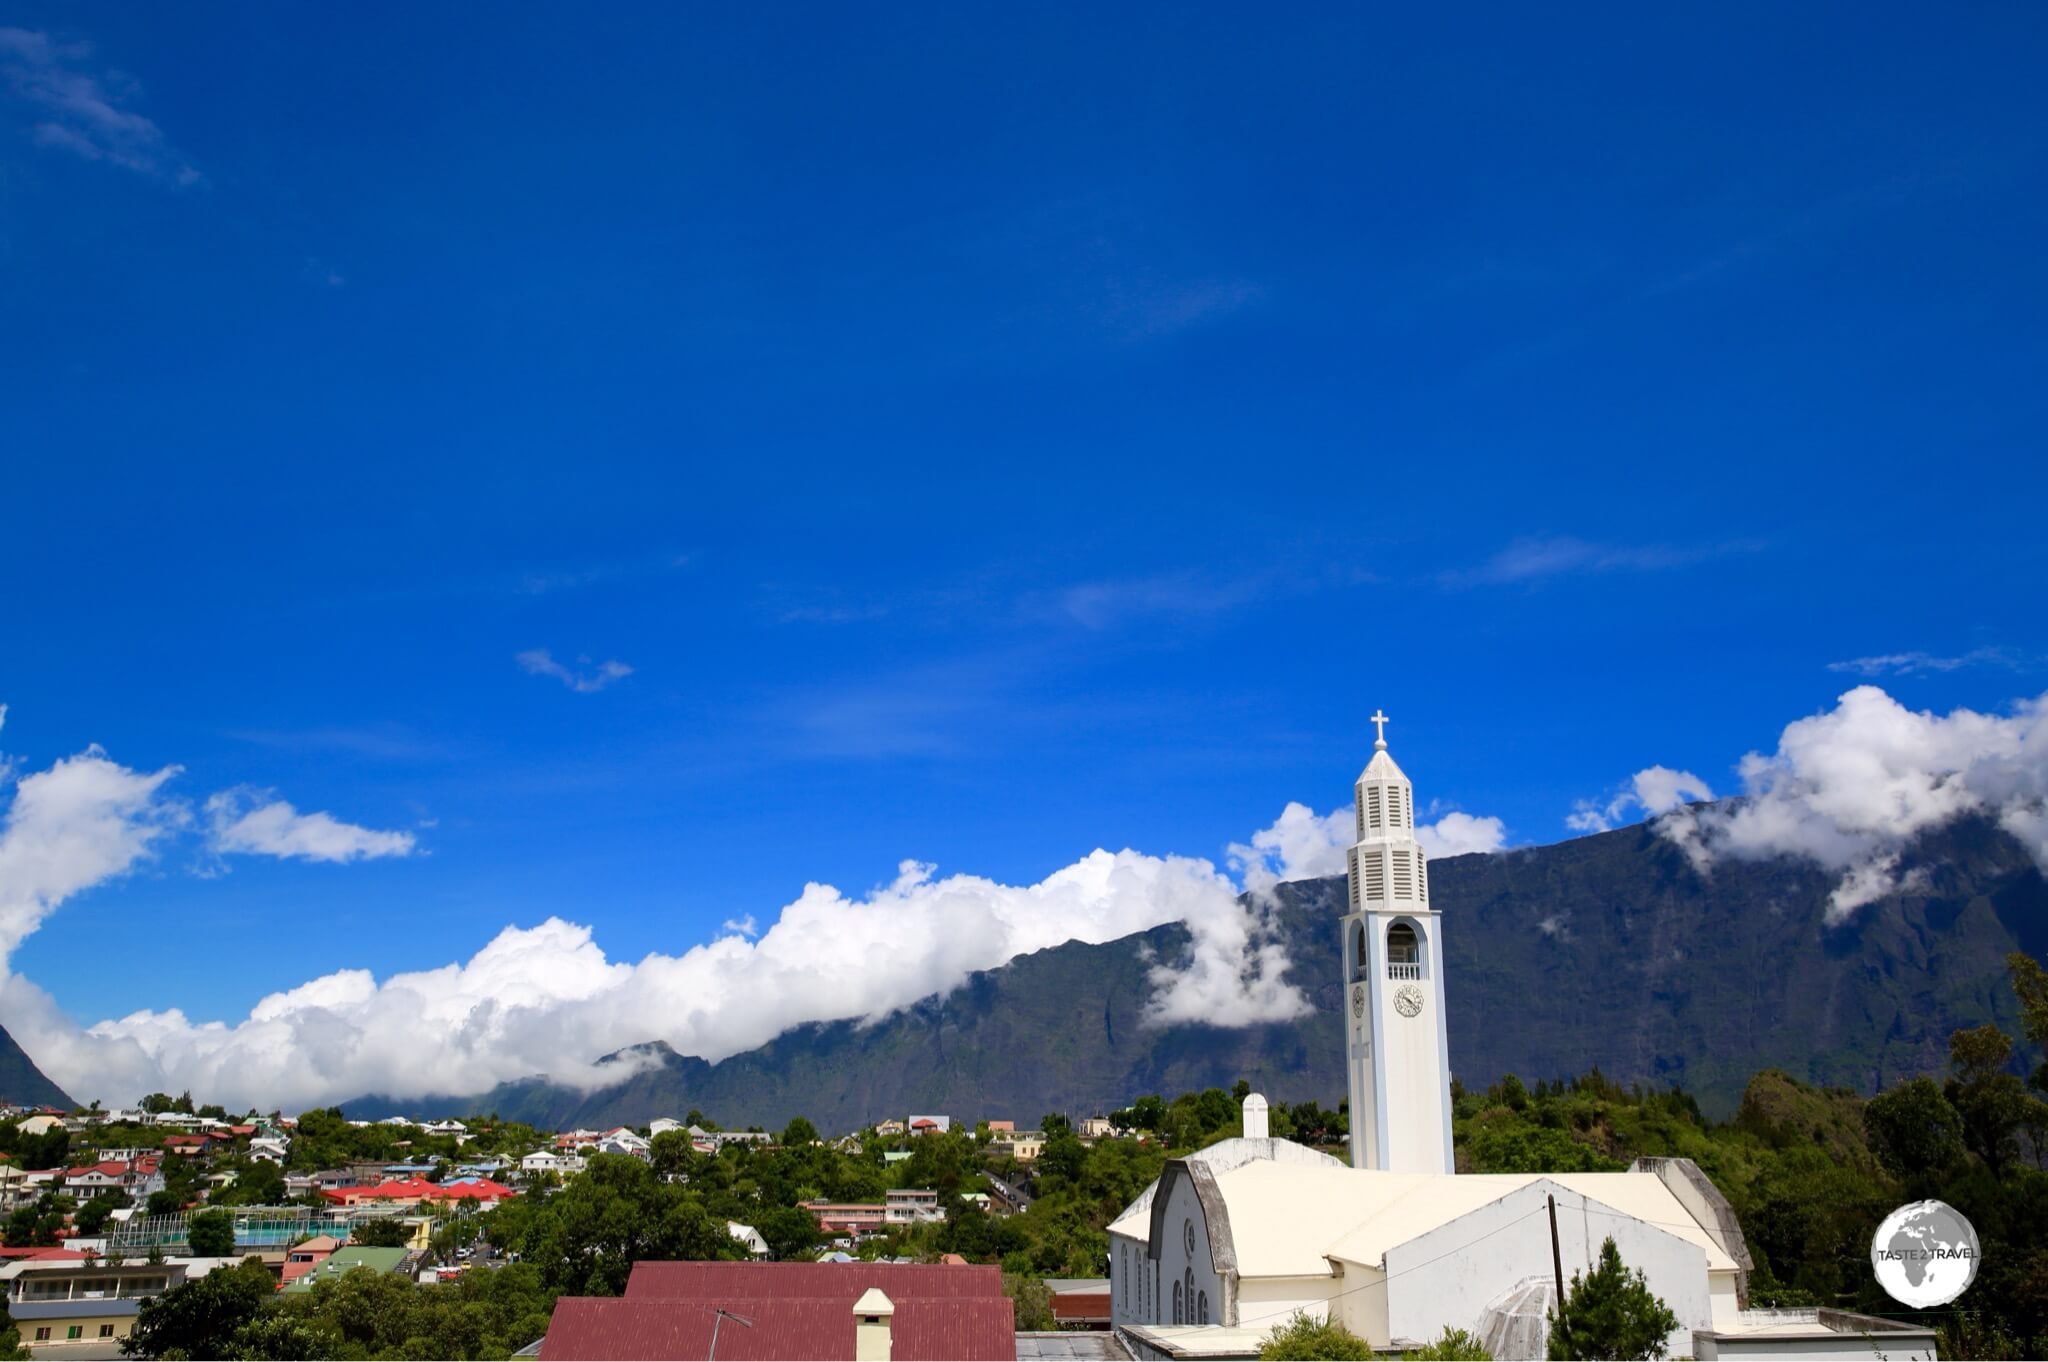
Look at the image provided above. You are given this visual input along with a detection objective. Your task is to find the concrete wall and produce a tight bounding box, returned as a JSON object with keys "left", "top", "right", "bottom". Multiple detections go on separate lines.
{"left": 1375, "top": 1180, "right": 1712, "bottom": 1357}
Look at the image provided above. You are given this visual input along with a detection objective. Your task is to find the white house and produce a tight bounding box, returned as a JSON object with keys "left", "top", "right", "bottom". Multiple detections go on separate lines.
{"left": 726, "top": 1221, "right": 770, "bottom": 1258}
{"left": 648, "top": 1117, "right": 685, "bottom": 1137}
{"left": 595, "top": 1128, "right": 651, "bottom": 1157}
{"left": 423, "top": 1120, "right": 468, "bottom": 1138}
{"left": 1106, "top": 719, "right": 1936, "bottom": 1362}
{"left": 519, "top": 1151, "right": 585, "bottom": 1177}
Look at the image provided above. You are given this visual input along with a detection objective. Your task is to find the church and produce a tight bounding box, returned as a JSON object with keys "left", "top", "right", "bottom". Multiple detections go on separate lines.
{"left": 1106, "top": 717, "right": 1936, "bottom": 1362}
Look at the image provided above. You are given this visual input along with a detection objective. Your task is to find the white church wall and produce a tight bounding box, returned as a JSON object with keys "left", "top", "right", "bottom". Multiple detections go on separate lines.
{"left": 1709, "top": 1269, "right": 1742, "bottom": 1331}
{"left": 1151, "top": 1166, "right": 1226, "bottom": 1326}
{"left": 1328, "top": 1263, "right": 1389, "bottom": 1347}
{"left": 1375, "top": 1181, "right": 1712, "bottom": 1356}
{"left": 1237, "top": 1275, "right": 1347, "bottom": 1334}
{"left": 1378, "top": 914, "right": 1449, "bottom": 1173}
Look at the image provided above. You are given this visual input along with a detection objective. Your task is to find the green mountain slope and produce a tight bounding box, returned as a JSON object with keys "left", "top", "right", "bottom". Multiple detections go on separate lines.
{"left": 0, "top": 1024, "right": 75, "bottom": 1110}
{"left": 349, "top": 811, "right": 2048, "bottom": 1130}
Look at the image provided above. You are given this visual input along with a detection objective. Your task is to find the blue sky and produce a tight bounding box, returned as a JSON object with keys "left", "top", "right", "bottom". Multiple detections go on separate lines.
{"left": 2, "top": 5, "right": 2046, "bottom": 1073}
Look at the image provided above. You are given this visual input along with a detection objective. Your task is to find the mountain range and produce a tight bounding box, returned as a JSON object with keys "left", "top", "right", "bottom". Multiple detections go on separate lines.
{"left": 331, "top": 808, "right": 2048, "bottom": 1131}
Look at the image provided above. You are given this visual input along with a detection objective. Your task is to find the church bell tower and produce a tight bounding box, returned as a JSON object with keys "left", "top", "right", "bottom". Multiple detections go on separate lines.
{"left": 1342, "top": 711, "right": 1453, "bottom": 1173}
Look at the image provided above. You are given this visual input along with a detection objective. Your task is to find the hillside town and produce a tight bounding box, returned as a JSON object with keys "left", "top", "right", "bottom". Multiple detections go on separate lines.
{"left": 0, "top": 1085, "right": 1246, "bottom": 1359}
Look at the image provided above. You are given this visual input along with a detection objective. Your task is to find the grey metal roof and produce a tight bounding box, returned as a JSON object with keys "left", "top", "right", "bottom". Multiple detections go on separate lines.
{"left": 1015, "top": 1331, "right": 1133, "bottom": 1360}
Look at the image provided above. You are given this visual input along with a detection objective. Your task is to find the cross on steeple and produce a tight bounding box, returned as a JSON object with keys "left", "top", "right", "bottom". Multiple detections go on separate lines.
{"left": 1370, "top": 709, "right": 1390, "bottom": 749}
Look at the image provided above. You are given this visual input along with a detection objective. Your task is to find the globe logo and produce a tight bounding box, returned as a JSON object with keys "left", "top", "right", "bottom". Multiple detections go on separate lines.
{"left": 1871, "top": 1199, "right": 1979, "bottom": 1308}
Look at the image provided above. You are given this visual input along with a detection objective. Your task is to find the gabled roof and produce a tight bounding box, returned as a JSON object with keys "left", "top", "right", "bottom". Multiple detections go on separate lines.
{"left": 538, "top": 1296, "right": 1015, "bottom": 1361}
{"left": 1110, "top": 1160, "right": 1739, "bottom": 1279}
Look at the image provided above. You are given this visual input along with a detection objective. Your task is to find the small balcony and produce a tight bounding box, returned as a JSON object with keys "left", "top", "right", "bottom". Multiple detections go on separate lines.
{"left": 1387, "top": 962, "right": 1421, "bottom": 981}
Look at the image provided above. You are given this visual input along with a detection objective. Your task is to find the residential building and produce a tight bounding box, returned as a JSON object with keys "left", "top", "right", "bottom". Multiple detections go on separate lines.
{"left": 280, "top": 1246, "right": 411, "bottom": 1294}
{"left": 63, "top": 1158, "right": 164, "bottom": 1202}
{"left": 279, "top": 1235, "right": 342, "bottom": 1288}
{"left": 726, "top": 1222, "right": 770, "bottom": 1258}
{"left": 1079, "top": 1117, "right": 1115, "bottom": 1140}
{"left": 422, "top": 1120, "right": 468, "bottom": 1137}
{"left": 2, "top": 1257, "right": 230, "bottom": 1351}
{"left": 647, "top": 1118, "right": 684, "bottom": 1137}
{"left": 883, "top": 1189, "right": 942, "bottom": 1224}
{"left": 797, "top": 1200, "right": 887, "bottom": 1235}
{"left": 906, "top": 1114, "right": 951, "bottom": 1134}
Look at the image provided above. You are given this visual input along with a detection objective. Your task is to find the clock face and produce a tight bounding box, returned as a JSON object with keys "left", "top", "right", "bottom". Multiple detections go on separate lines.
{"left": 1351, "top": 983, "right": 1366, "bottom": 1019}
{"left": 1395, "top": 984, "right": 1424, "bottom": 1018}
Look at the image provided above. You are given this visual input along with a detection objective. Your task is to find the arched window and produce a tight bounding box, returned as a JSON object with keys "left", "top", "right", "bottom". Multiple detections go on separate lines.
{"left": 1184, "top": 1269, "right": 1194, "bottom": 1318}
{"left": 1198, "top": 1291, "right": 1209, "bottom": 1325}
{"left": 1387, "top": 921, "right": 1420, "bottom": 980}
{"left": 1173, "top": 1281, "right": 1183, "bottom": 1324}
{"left": 1353, "top": 923, "right": 1368, "bottom": 982}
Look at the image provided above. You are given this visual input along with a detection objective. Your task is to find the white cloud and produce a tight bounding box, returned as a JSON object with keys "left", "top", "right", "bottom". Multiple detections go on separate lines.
{"left": 1568, "top": 765, "right": 1715, "bottom": 833}
{"left": 1228, "top": 798, "right": 1506, "bottom": 901}
{"left": 1644, "top": 686, "right": 2048, "bottom": 924}
{"left": 205, "top": 790, "right": 416, "bottom": 863}
{"left": 1443, "top": 536, "right": 1758, "bottom": 588}
{"left": 517, "top": 649, "right": 633, "bottom": 694}
{"left": 1417, "top": 811, "right": 1508, "bottom": 858}
{"left": 1827, "top": 648, "right": 2014, "bottom": 678}
{"left": 0, "top": 28, "right": 198, "bottom": 183}
{"left": 2, "top": 846, "right": 1310, "bottom": 1111}
{"left": 0, "top": 746, "right": 186, "bottom": 962}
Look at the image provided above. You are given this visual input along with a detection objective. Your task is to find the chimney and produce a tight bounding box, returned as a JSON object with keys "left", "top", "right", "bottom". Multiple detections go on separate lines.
{"left": 1242, "top": 1092, "right": 1269, "bottom": 1140}
{"left": 853, "top": 1287, "right": 894, "bottom": 1362}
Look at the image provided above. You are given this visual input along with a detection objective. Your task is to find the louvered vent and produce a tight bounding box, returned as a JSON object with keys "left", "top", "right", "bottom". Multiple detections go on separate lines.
{"left": 1391, "top": 849, "right": 1413, "bottom": 899}
{"left": 1362, "top": 847, "right": 1385, "bottom": 901}
{"left": 1366, "top": 786, "right": 1383, "bottom": 831}
{"left": 1347, "top": 848, "right": 1360, "bottom": 910}
{"left": 1354, "top": 789, "right": 1365, "bottom": 842}
{"left": 1417, "top": 848, "right": 1428, "bottom": 902}
{"left": 1389, "top": 786, "right": 1404, "bottom": 829}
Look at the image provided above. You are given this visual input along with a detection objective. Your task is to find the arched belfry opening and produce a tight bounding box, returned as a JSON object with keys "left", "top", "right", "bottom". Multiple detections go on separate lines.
{"left": 1352, "top": 923, "right": 1369, "bottom": 982}
{"left": 1386, "top": 921, "right": 1421, "bottom": 980}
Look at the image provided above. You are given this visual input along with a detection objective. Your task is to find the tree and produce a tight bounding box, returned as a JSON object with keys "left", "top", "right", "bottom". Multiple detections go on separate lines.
{"left": 121, "top": 1257, "right": 273, "bottom": 1358}
{"left": 1545, "top": 1238, "right": 1680, "bottom": 1361}
{"left": 1944, "top": 1024, "right": 2040, "bottom": 1171}
{"left": 781, "top": 1116, "right": 819, "bottom": 1147}
{"left": 490, "top": 1152, "right": 743, "bottom": 1295}
{"left": 1257, "top": 1310, "right": 1375, "bottom": 1360}
{"left": 145, "top": 1190, "right": 184, "bottom": 1218}
{"left": 1004, "top": 1274, "right": 1056, "bottom": 1331}
{"left": 1402, "top": 1326, "right": 1492, "bottom": 1360}
{"left": 1863, "top": 1077, "right": 1967, "bottom": 1179}
{"left": 351, "top": 1218, "right": 413, "bottom": 1248}
{"left": 73, "top": 1196, "right": 124, "bottom": 1236}
{"left": 0, "top": 1293, "right": 25, "bottom": 1362}
{"left": 187, "top": 1209, "right": 236, "bottom": 1258}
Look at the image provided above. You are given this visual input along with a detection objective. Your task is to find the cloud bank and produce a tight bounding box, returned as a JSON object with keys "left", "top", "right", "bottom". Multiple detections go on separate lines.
{"left": 1597, "top": 686, "right": 2048, "bottom": 923}
{"left": 0, "top": 707, "right": 1517, "bottom": 1111}
{"left": 1, "top": 848, "right": 1299, "bottom": 1113}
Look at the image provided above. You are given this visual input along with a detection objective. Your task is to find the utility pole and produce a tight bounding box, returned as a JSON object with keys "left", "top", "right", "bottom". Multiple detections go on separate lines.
{"left": 1548, "top": 1194, "right": 1569, "bottom": 1347}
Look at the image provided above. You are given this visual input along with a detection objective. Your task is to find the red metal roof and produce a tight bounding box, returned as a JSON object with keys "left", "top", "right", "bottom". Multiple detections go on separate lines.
{"left": 538, "top": 1296, "right": 1014, "bottom": 1361}
{"left": 1052, "top": 1289, "right": 1110, "bottom": 1323}
{"left": 624, "top": 1260, "right": 1004, "bottom": 1302}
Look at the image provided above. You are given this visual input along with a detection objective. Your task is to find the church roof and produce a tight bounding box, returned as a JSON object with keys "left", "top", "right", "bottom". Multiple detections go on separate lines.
{"left": 1357, "top": 746, "right": 1408, "bottom": 785}
{"left": 1108, "top": 1137, "right": 1344, "bottom": 1230}
{"left": 1109, "top": 1161, "right": 1740, "bottom": 1279}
